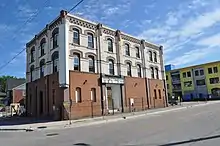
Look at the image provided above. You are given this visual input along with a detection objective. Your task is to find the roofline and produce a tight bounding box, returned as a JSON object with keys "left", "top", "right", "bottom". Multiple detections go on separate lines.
{"left": 12, "top": 83, "right": 26, "bottom": 90}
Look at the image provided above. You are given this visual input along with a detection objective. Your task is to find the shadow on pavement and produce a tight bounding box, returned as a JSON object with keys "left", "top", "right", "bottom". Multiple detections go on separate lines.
{"left": 159, "top": 134, "right": 220, "bottom": 146}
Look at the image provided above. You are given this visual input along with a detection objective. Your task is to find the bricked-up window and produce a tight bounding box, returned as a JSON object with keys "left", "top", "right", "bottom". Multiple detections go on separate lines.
{"left": 75, "top": 87, "right": 82, "bottom": 103}
{"left": 151, "top": 67, "right": 154, "bottom": 79}
{"left": 158, "top": 89, "right": 161, "bottom": 99}
{"left": 40, "top": 38, "right": 46, "bottom": 56}
{"left": 127, "top": 62, "right": 132, "bottom": 76}
{"left": 153, "top": 52, "right": 157, "bottom": 62}
{"left": 209, "top": 77, "right": 219, "bottom": 84}
{"left": 40, "top": 59, "right": 45, "bottom": 78}
{"left": 208, "top": 68, "right": 212, "bottom": 74}
{"left": 30, "top": 65, "right": 34, "bottom": 81}
{"left": 149, "top": 51, "right": 153, "bottom": 61}
{"left": 73, "top": 28, "right": 80, "bottom": 45}
{"left": 125, "top": 43, "right": 130, "bottom": 56}
{"left": 88, "top": 33, "right": 94, "bottom": 48}
{"left": 91, "top": 88, "right": 96, "bottom": 102}
{"left": 73, "top": 53, "right": 80, "bottom": 71}
{"left": 30, "top": 47, "right": 35, "bottom": 62}
{"left": 52, "top": 51, "right": 59, "bottom": 73}
{"left": 107, "top": 38, "right": 113, "bottom": 52}
{"left": 214, "top": 67, "right": 218, "bottom": 73}
{"left": 154, "top": 89, "right": 157, "bottom": 99}
{"left": 137, "top": 64, "right": 141, "bottom": 77}
{"left": 108, "top": 59, "right": 114, "bottom": 75}
{"left": 136, "top": 47, "right": 140, "bottom": 58}
{"left": 155, "top": 68, "right": 159, "bottom": 79}
{"left": 52, "top": 27, "right": 59, "bottom": 49}
{"left": 88, "top": 55, "right": 95, "bottom": 73}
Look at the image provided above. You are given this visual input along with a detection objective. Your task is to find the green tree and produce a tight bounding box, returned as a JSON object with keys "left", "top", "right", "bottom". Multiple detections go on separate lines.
{"left": 0, "top": 75, "right": 18, "bottom": 92}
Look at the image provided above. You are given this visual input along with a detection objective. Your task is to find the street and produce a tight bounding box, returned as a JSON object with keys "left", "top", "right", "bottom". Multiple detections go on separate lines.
{"left": 1, "top": 102, "right": 220, "bottom": 146}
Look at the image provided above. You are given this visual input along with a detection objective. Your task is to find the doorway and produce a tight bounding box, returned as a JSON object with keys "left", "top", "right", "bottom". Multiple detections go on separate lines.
{"left": 39, "top": 91, "right": 43, "bottom": 115}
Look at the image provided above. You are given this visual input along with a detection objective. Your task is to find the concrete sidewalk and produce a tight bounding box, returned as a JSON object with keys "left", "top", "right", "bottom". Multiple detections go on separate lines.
{"left": 0, "top": 101, "right": 218, "bottom": 131}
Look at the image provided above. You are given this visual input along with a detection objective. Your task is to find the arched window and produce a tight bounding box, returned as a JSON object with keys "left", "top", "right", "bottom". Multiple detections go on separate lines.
{"left": 153, "top": 52, "right": 157, "bottom": 62}
{"left": 52, "top": 28, "right": 59, "bottom": 49}
{"left": 108, "top": 59, "right": 114, "bottom": 75}
{"left": 75, "top": 87, "right": 82, "bottom": 103}
{"left": 127, "top": 62, "right": 132, "bottom": 76}
{"left": 30, "top": 65, "right": 35, "bottom": 81}
{"left": 73, "top": 28, "right": 80, "bottom": 45}
{"left": 73, "top": 53, "right": 80, "bottom": 71}
{"left": 155, "top": 68, "right": 159, "bottom": 79}
{"left": 149, "top": 51, "right": 153, "bottom": 61}
{"left": 136, "top": 47, "right": 140, "bottom": 58}
{"left": 88, "top": 55, "right": 95, "bottom": 73}
{"left": 30, "top": 47, "right": 35, "bottom": 62}
{"left": 51, "top": 51, "right": 59, "bottom": 73}
{"left": 125, "top": 44, "right": 130, "bottom": 56}
{"left": 107, "top": 38, "right": 113, "bottom": 52}
{"left": 91, "top": 88, "right": 96, "bottom": 102}
{"left": 88, "top": 33, "right": 94, "bottom": 48}
{"left": 40, "top": 38, "right": 46, "bottom": 56}
{"left": 150, "top": 67, "right": 154, "bottom": 79}
{"left": 40, "top": 59, "right": 45, "bottom": 78}
{"left": 137, "top": 64, "right": 141, "bottom": 77}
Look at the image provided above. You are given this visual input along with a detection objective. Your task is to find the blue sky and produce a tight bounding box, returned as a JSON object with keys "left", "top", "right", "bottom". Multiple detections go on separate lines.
{"left": 0, "top": 0, "right": 220, "bottom": 77}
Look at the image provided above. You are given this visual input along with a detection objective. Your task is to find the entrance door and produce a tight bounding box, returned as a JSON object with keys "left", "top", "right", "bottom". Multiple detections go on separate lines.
{"left": 107, "top": 87, "right": 113, "bottom": 110}
{"left": 39, "top": 91, "right": 43, "bottom": 115}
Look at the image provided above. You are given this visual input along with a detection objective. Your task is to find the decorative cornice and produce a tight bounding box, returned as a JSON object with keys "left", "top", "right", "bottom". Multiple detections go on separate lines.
{"left": 103, "top": 28, "right": 116, "bottom": 36}
{"left": 121, "top": 34, "right": 141, "bottom": 44}
{"left": 67, "top": 16, "right": 96, "bottom": 30}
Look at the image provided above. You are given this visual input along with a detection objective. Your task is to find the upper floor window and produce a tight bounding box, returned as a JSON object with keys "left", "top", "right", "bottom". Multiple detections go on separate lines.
{"left": 155, "top": 68, "right": 159, "bottom": 79}
{"left": 40, "top": 38, "right": 46, "bottom": 56}
{"left": 153, "top": 52, "right": 157, "bottom": 62}
{"left": 51, "top": 51, "right": 59, "bottom": 73}
{"left": 200, "top": 69, "right": 204, "bottom": 75}
{"left": 40, "top": 59, "right": 45, "bottom": 78}
{"left": 88, "top": 33, "right": 94, "bottom": 48}
{"left": 214, "top": 67, "right": 218, "bottom": 73}
{"left": 125, "top": 44, "right": 130, "bottom": 56}
{"left": 195, "top": 70, "right": 199, "bottom": 76}
{"left": 137, "top": 64, "right": 141, "bottom": 77}
{"left": 30, "top": 47, "right": 35, "bottom": 62}
{"left": 73, "top": 53, "right": 80, "bottom": 71}
{"left": 88, "top": 55, "right": 95, "bottom": 73}
{"left": 150, "top": 67, "right": 154, "bottom": 78}
{"left": 136, "top": 47, "right": 140, "bottom": 58}
{"left": 187, "top": 71, "right": 191, "bottom": 77}
{"left": 108, "top": 59, "right": 114, "bottom": 75}
{"left": 52, "top": 28, "right": 59, "bottom": 49}
{"left": 73, "top": 28, "right": 80, "bottom": 45}
{"left": 149, "top": 51, "right": 153, "bottom": 61}
{"left": 30, "top": 65, "right": 35, "bottom": 81}
{"left": 208, "top": 68, "right": 212, "bottom": 74}
{"left": 127, "top": 62, "right": 132, "bottom": 76}
{"left": 183, "top": 72, "right": 186, "bottom": 78}
{"left": 107, "top": 38, "right": 113, "bottom": 52}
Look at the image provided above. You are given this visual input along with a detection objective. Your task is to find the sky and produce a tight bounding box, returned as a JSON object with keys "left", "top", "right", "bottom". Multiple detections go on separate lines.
{"left": 0, "top": 0, "right": 220, "bottom": 77}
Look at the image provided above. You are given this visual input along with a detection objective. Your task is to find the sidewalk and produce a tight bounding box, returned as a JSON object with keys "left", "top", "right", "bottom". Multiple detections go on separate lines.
{"left": 0, "top": 101, "right": 218, "bottom": 131}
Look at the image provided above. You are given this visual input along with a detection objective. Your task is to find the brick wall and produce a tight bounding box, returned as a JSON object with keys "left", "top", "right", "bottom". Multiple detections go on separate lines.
{"left": 13, "top": 89, "right": 25, "bottom": 104}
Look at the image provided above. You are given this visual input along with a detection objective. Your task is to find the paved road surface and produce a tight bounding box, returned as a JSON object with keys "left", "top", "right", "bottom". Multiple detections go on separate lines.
{"left": 1, "top": 102, "right": 220, "bottom": 146}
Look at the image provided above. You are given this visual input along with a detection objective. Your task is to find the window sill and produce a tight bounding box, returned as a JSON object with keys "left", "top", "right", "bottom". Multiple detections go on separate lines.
{"left": 51, "top": 46, "right": 59, "bottom": 51}
{"left": 105, "top": 51, "right": 115, "bottom": 54}
{"left": 39, "top": 54, "right": 46, "bottom": 58}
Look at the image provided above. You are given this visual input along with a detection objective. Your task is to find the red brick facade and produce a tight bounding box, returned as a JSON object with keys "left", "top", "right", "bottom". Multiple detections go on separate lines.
{"left": 13, "top": 89, "right": 25, "bottom": 104}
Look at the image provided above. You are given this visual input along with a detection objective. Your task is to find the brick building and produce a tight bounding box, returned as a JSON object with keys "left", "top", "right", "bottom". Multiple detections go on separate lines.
{"left": 25, "top": 10, "right": 168, "bottom": 120}
{"left": 12, "top": 83, "right": 26, "bottom": 105}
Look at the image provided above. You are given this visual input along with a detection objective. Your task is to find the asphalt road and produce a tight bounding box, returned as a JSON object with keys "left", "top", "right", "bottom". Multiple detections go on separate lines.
{"left": 1, "top": 102, "right": 220, "bottom": 146}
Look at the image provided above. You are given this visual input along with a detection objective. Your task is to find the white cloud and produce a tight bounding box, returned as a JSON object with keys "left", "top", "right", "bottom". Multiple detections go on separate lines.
{"left": 197, "top": 33, "right": 220, "bottom": 47}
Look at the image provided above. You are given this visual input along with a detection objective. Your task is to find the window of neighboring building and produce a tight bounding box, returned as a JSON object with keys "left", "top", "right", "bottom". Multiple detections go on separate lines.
{"left": 187, "top": 71, "right": 191, "bottom": 77}
{"left": 30, "top": 47, "right": 35, "bottom": 62}
{"left": 184, "top": 81, "right": 192, "bottom": 87}
{"left": 88, "top": 33, "right": 94, "bottom": 48}
{"left": 136, "top": 47, "right": 140, "bottom": 58}
{"left": 107, "top": 38, "right": 113, "bottom": 52}
{"left": 40, "top": 38, "right": 46, "bottom": 56}
{"left": 183, "top": 72, "right": 186, "bottom": 78}
{"left": 150, "top": 67, "right": 154, "bottom": 79}
{"left": 30, "top": 65, "right": 34, "bottom": 81}
{"left": 88, "top": 55, "right": 95, "bottom": 73}
{"left": 75, "top": 87, "right": 82, "bottom": 103}
{"left": 52, "top": 28, "right": 59, "bottom": 49}
{"left": 73, "top": 28, "right": 80, "bottom": 45}
{"left": 40, "top": 59, "right": 45, "bottom": 78}
{"left": 91, "top": 88, "right": 96, "bottom": 102}
{"left": 149, "top": 51, "right": 153, "bottom": 61}
{"left": 51, "top": 51, "right": 59, "bottom": 73}
{"left": 158, "top": 89, "right": 161, "bottom": 99}
{"left": 209, "top": 77, "right": 219, "bottom": 84}
{"left": 127, "top": 62, "right": 132, "bottom": 76}
{"left": 73, "top": 53, "right": 80, "bottom": 71}
{"left": 154, "top": 89, "right": 157, "bottom": 99}
{"left": 166, "top": 75, "right": 168, "bottom": 80}
{"left": 137, "top": 64, "right": 141, "bottom": 77}
{"left": 155, "top": 68, "right": 159, "bottom": 79}
{"left": 200, "top": 69, "right": 204, "bottom": 75}
{"left": 199, "top": 93, "right": 203, "bottom": 98}
{"left": 195, "top": 70, "right": 199, "bottom": 76}
{"left": 125, "top": 44, "right": 130, "bottom": 56}
{"left": 196, "top": 79, "right": 206, "bottom": 86}
{"left": 153, "top": 52, "right": 157, "bottom": 62}
{"left": 109, "top": 59, "right": 114, "bottom": 75}
{"left": 167, "top": 84, "right": 169, "bottom": 89}
{"left": 213, "top": 67, "right": 218, "bottom": 73}
{"left": 208, "top": 68, "right": 212, "bottom": 74}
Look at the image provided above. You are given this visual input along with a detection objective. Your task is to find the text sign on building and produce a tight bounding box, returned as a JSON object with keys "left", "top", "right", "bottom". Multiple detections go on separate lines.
{"left": 102, "top": 77, "right": 124, "bottom": 84}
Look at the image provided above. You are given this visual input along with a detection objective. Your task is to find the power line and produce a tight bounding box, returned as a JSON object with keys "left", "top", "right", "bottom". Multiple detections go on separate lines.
{"left": 0, "top": 0, "right": 85, "bottom": 72}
